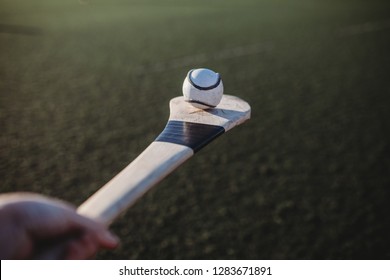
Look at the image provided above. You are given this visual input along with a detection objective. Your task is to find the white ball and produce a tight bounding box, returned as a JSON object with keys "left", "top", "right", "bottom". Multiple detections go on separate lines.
{"left": 182, "top": 68, "right": 224, "bottom": 109}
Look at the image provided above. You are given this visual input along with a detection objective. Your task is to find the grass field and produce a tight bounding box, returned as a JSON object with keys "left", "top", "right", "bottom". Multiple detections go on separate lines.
{"left": 1, "top": 0, "right": 390, "bottom": 259}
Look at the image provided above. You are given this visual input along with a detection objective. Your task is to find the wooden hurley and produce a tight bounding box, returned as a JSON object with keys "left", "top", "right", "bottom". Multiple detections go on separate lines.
{"left": 77, "top": 95, "right": 251, "bottom": 225}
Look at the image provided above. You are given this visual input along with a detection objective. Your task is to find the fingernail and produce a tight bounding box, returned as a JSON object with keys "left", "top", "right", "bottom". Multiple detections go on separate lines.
{"left": 102, "top": 230, "right": 120, "bottom": 246}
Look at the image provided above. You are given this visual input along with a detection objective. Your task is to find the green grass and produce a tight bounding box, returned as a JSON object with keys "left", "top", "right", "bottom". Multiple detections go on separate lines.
{"left": 1, "top": 0, "right": 389, "bottom": 259}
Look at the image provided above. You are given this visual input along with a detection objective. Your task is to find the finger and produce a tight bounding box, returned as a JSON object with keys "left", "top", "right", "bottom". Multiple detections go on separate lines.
{"left": 14, "top": 196, "right": 110, "bottom": 240}
{"left": 50, "top": 212, "right": 120, "bottom": 250}
{"left": 64, "top": 231, "right": 119, "bottom": 260}
{"left": 94, "top": 229, "right": 120, "bottom": 249}
{"left": 64, "top": 233, "right": 99, "bottom": 260}
{"left": 33, "top": 230, "right": 118, "bottom": 260}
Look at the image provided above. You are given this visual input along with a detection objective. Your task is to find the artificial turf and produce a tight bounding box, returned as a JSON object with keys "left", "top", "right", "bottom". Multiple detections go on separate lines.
{"left": 1, "top": 0, "right": 389, "bottom": 259}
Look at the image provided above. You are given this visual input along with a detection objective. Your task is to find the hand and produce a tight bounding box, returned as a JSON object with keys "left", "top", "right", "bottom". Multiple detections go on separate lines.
{"left": 0, "top": 193, "right": 119, "bottom": 259}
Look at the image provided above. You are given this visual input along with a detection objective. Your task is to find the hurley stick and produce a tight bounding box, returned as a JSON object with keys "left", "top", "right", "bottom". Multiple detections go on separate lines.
{"left": 77, "top": 95, "right": 250, "bottom": 225}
